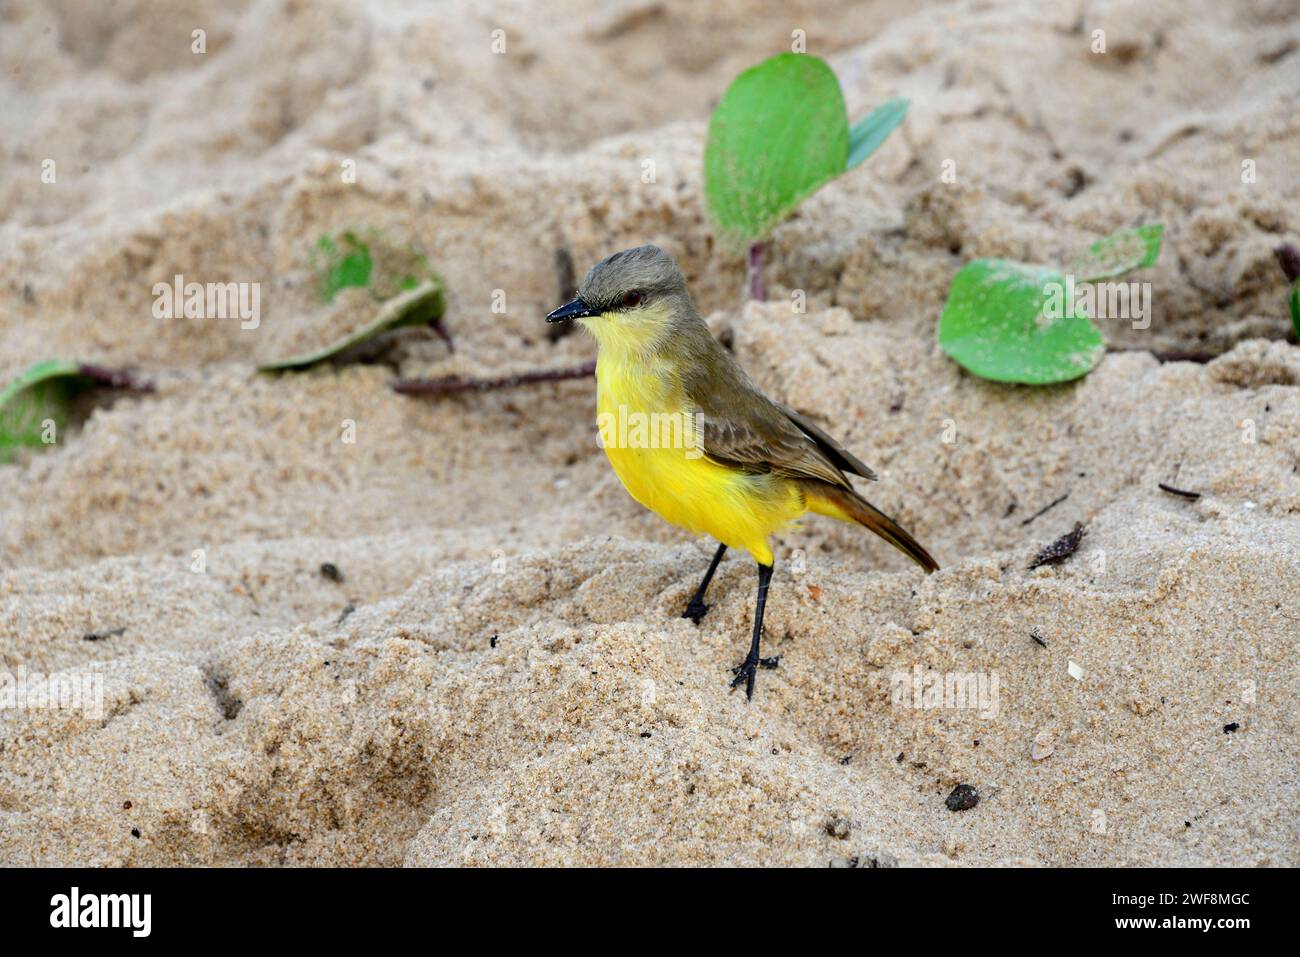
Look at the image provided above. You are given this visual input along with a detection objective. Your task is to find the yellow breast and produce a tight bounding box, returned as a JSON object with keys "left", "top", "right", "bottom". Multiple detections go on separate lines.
{"left": 593, "top": 349, "right": 803, "bottom": 566}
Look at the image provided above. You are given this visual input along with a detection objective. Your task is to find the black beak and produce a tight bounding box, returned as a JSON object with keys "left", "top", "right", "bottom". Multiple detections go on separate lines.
{"left": 546, "top": 297, "right": 594, "bottom": 323}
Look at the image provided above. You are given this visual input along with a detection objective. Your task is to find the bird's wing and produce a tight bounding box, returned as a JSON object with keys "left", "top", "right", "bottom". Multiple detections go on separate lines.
{"left": 685, "top": 356, "right": 859, "bottom": 490}
{"left": 773, "top": 401, "right": 877, "bottom": 481}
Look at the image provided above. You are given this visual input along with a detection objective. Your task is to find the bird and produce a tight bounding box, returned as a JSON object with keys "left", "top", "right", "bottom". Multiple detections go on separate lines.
{"left": 546, "top": 245, "right": 938, "bottom": 698}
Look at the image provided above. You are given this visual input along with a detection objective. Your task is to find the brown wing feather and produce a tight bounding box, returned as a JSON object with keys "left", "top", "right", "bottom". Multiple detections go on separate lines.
{"left": 684, "top": 351, "right": 856, "bottom": 491}
{"left": 773, "top": 402, "right": 877, "bottom": 481}
{"left": 698, "top": 412, "right": 852, "bottom": 489}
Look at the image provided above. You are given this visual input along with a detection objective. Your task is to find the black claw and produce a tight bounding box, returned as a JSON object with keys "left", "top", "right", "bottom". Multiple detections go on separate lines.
{"left": 730, "top": 657, "right": 758, "bottom": 699}
{"left": 681, "top": 600, "right": 709, "bottom": 625}
{"left": 760, "top": 656, "right": 780, "bottom": 670}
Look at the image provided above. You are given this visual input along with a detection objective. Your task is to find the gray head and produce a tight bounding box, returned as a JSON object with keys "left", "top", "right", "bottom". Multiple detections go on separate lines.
{"left": 545, "top": 245, "right": 690, "bottom": 325}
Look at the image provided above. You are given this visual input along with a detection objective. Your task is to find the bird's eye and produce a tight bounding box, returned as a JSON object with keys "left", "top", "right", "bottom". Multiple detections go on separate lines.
{"left": 622, "top": 290, "right": 643, "bottom": 308}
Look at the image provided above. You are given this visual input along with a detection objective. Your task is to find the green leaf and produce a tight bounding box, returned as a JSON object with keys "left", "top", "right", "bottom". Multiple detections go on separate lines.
{"left": 938, "top": 260, "right": 1106, "bottom": 384}
{"left": 0, "top": 360, "right": 80, "bottom": 461}
{"left": 314, "top": 232, "right": 374, "bottom": 303}
{"left": 0, "top": 361, "right": 151, "bottom": 462}
{"left": 1070, "top": 224, "right": 1164, "bottom": 283}
{"left": 847, "top": 98, "right": 909, "bottom": 171}
{"left": 705, "top": 53, "right": 849, "bottom": 249}
{"left": 0, "top": 360, "right": 83, "bottom": 410}
{"left": 259, "top": 279, "right": 445, "bottom": 372}
{"left": 1289, "top": 280, "right": 1300, "bottom": 338}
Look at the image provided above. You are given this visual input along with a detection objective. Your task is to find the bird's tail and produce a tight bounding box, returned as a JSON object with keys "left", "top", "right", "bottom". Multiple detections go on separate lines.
{"left": 801, "top": 482, "right": 939, "bottom": 573}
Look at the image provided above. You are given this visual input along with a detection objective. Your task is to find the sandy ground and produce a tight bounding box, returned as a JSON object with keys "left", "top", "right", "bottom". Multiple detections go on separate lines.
{"left": 0, "top": 0, "right": 1297, "bottom": 866}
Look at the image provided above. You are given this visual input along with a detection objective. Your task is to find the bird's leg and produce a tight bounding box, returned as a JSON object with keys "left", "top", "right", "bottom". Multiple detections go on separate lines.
{"left": 730, "top": 562, "right": 775, "bottom": 700}
{"left": 681, "top": 543, "right": 727, "bottom": 624}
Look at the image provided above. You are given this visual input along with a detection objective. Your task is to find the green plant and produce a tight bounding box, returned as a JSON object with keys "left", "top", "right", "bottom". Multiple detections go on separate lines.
{"left": 0, "top": 361, "right": 151, "bottom": 462}
{"left": 1276, "top": 243, "right": 1300, "bottom": 338}
{"left": 313, "top": 232, "right": 375, "bottom": 302}
{"left": 261, "top": 230, "right": 447, "bottom": 372}
{"left": 704, "top": 53, "right": 908, "bottom": 295}
{"left": 312, "top": 229, "right": 435, "bottom": 303}
{"left": 259, "top": 280, "right": 445, "bottom": 372}
{"left": 939, "top": 225, "right": 1164, "bottom": 385}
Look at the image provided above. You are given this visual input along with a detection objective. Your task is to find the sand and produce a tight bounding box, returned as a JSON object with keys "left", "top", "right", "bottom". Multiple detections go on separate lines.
{"left": 0, "top": 0, "right": 1297, "bottom": 866}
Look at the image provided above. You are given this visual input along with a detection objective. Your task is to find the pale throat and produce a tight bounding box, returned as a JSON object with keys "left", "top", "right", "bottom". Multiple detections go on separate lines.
{"left": 583, "top": 303, "right": 686, "bottom": 411}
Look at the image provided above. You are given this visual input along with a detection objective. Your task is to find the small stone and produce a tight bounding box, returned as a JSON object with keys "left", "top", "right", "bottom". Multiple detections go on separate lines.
{"left": 826, "top": 816, "right": 851, "bottom": 839}
{"left": 1067, "top": 660, "right": 1085, "bottom": 681}
{"left": 1028, "top": 522, "right": 1086, "bottom": 569}
{"left": 1030, "top": 731, "right": 1055, "bottom": 760}
{"left": 945, "top": 784, "right": 979, "bottom": 812}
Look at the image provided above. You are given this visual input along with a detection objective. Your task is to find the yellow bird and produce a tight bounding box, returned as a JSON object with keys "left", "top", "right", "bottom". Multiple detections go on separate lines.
{"left": 547, "top": 245, "right": 938, "bottom": 698}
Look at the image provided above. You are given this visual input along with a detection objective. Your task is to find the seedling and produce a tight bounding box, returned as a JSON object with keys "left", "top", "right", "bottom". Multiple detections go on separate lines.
{"left": 0, "top": 361, "right": 152, "bottom": 463}
{"left": 939, "top": 224, "right": 1164, "bottom": 384}
{"left": 260, "top": 230, "right": 447, "bottom": 372}
{"left": 259, "top": 281, "right": 445, "bottom": 372}
{"left": 313, "top": 232, "right": 377, "bottom": 303}
{"left": 705, "top": 53, "right": 908, "bottom": 297}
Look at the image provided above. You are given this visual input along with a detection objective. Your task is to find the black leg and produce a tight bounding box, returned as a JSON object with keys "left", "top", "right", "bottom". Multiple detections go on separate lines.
{"left": 730, "top": 561, "right": 776, "bottom": 700}
{"left": 681, "top": 542, "right": 727, "bottom": 624}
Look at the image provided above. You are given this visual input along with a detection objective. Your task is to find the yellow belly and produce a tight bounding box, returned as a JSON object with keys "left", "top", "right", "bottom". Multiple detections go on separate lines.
{"left": 596, "top": 357, "right": 803, "bottom": 566}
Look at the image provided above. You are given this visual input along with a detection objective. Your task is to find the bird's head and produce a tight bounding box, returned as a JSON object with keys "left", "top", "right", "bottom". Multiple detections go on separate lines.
{"left": 546, "top": 245, "right": 695, "bottom": 356}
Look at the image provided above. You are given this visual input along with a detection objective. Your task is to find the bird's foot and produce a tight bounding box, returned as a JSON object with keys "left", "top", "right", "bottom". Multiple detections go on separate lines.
{"left": 729, "top": 655, "right": 758, "bottom": 699}
{"left": 729, "top": 654, "right": 779, "bottom": 700}
{"left": 681, "top": 598, "right": 709, "bottom": 625}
